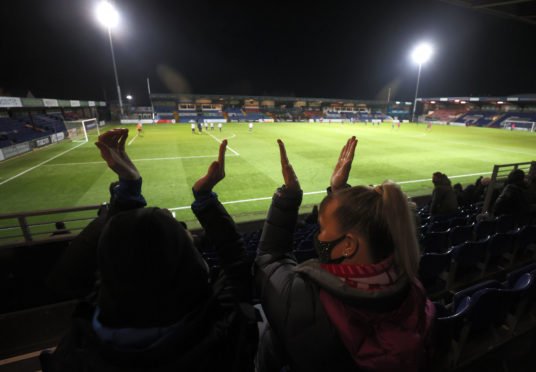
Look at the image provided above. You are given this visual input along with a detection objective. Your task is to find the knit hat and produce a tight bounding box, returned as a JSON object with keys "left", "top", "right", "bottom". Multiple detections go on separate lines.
{"left": 97, "top": 207, "right": 210, "bottom": 328}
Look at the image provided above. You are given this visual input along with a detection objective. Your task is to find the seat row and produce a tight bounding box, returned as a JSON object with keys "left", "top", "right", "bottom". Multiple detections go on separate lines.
{"left": 420, "top": 214, "right": 534, "bottom": 254}
{"left": 433, "top": 262, "right": 536, "bottom": 369}
{"left": 419, "top": 225, "right": 536, "bottom": 295}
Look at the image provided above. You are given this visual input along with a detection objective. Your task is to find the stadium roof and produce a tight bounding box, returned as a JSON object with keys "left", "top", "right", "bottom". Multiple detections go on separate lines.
{"left": 440, "top": 0, "right": 536, "bottom": 25}
{"left": 418, "top": 95, "right": 536, "bottom": 102}
{"left": 150, "top": 93, "right": 403, "bottom": 106}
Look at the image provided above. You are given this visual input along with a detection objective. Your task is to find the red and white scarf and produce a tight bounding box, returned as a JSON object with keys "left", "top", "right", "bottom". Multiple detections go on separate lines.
{"left": 321, "top": 256, "right": 398, "bottom": 291}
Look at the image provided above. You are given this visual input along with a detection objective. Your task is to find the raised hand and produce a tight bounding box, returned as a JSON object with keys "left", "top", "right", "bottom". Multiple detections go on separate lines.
{"left": 193, "top": 140, "right": 227, "bottom": 193}
{"left": 95, "top": 128, "right": 140, "bottom": 180}
{"left": 330, "top": 136, "right": 357, "bottom": 191}
{"left": 278, "top": 139, "right": 300, "bottom": 192}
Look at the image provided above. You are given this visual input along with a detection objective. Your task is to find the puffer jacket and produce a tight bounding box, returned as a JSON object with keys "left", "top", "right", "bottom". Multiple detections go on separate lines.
{"left": 255, "top": 186, "right": 435, "bottom": 372}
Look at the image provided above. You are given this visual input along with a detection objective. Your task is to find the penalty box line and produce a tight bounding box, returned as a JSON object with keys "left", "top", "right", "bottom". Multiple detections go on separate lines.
{"left": 0, "top": 141, "right": 87, "bottom": 187}
{"left": 167, "top": 170, "right": 492, "bottom": 211}
{"left": 206, "top": 132, "right": 240, "bottom": 155}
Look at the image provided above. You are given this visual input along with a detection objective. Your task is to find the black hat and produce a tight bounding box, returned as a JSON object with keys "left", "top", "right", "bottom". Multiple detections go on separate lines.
{"left": 97, "top": 207, "right": 210, "bottom": 328}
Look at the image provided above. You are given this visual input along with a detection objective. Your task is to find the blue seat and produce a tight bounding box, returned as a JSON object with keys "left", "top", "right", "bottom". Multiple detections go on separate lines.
{"left": 449, "top": 216, "right": 467, "bottom": 228}
{"left": 505, "top": 262, "right": 536, "bottom": 288}
{"left": 486, "top": 232, "right": 515, "bottom": 263}
{"left": 449, "top": 238, "right": 489, "bottom": 287}
{"left": 421, "top": 230, "right": 450, "bottom": 253}
{"left": 451, "top": 285, "right": 511, "bottom": 365}
{"left": 494, "top": 214, "right": 514, "bottom": 233}
{"left": 473, "top": 220, "right": 494, "bottom": 241}
{"left": 449, "top": 225, "right": 474, "bottom": 246}
{"left": 502, "top": 272, "right": 536, "bottom": 332}
{"left": 451, "top": 280, "right": 501, "bottom": 310}
{"left": 418, "top": 251, "right": 451, "bottom": 293}
{"left": 428, "top": 220, "right": 451, "bottom": 232}
{"left": 516, "top": 225, "right": 536, "bottom": 259}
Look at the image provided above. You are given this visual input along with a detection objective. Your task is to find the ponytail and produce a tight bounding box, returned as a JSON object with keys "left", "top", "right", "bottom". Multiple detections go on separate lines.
{"left": 327, "top": 181, "right": 420, "bottom": 282}
{"left": 381, "top": 181, "right": 420, "bottom": 282}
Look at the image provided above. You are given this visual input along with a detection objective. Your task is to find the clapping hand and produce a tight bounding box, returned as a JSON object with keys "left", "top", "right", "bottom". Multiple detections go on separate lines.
{"left": 95, "top": 128, "right": 140, "bottom": 180}
{"left": 330, "top": 136, "right": 357, "bottom": 191}
{"left": 278, "top": 139, "right": 300, "bottom": 192}
{"left": 193, "top": 140, "right": 227, "bottom": 193}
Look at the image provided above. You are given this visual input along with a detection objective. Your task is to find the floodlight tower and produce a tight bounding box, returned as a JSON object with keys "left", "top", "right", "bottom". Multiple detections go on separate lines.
{"left": 411, "top": 43, "right": 433, "bottom": 123}
{"left": 96, "top": 1, "right": 124, "bottom": 117}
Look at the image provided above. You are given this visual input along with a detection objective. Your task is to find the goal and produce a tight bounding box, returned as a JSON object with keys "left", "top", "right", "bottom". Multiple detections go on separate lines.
{"left": 501, "top": 119, "right": 536, "bottom": 132}
{"left": 64, "top": 118, "right": 100, "bottom": 142}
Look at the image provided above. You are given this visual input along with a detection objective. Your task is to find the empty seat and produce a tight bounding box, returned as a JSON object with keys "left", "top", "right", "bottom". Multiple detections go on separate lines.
{"left": 485, "top": 232, "right": 516, "bottom": 271}
{"left": 473, "top": 220, "right": 494, "bottom": 241}
{"left": 494, "top": 215, "right": 514, "bottom": 233}
{"left": 448, "top": 238, "right": 489, "bottom": 287}
{"left": 449, "top": 225, "right": 473, "bottom": 246}
{"left": 418, "top": 251, "right": 451, "bottom": 294}
{"left": 421, "top": 231, "right": 450, "bottom": 253}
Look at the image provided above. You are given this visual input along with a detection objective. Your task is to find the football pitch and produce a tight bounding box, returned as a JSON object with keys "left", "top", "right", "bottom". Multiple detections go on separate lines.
{"left": 1, "top": 122, "right": 536, "bottom": 229}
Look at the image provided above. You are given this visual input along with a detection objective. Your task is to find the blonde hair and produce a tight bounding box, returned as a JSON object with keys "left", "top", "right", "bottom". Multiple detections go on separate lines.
{"left": 320, "top": 181, "right": 420, "bottom": 281}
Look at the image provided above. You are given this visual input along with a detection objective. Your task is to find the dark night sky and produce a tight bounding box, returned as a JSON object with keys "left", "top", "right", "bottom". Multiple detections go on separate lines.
{"left": 1, "top": 0, "right": 535, "bottom": 105}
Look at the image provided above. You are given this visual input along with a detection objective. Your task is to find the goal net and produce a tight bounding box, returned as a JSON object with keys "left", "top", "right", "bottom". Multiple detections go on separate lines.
{"left": 501, "top": 119, "right": 536, "bottom": 132}
{"left": 64, "top": 118, "right": 100, "bottom": 142}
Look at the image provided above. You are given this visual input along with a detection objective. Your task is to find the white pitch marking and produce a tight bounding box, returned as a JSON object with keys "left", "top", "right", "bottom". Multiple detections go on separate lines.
{"left": 206, "top": 132, "right": 240, "bottom": 155}
{"left": 0, "top": 142, "right": 86, "bottom": 186}
{"left": 43, "top": 154, "right": 240, "bottom": 167}
{"left": 127, "top": 133, "right": 138, "bottom": 146}
{"left": 167, "top": 171, "right": 492, "bottom": 211}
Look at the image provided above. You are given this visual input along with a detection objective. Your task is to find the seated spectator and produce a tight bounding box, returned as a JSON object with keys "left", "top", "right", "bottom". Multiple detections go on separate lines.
{"left": 493, "top": 168, "right": 529, "bottom": 218}
{"left": 255, "top": 137, "right": 435, "bottom": 372}
{"left": 51, "top": 221, "right": 70, "bottom": 236}
{"left": 430, "top": 172, "right": 458, "bottom": 216}
{"left": 41, "top": 129, "right": 257, "bottom": 371}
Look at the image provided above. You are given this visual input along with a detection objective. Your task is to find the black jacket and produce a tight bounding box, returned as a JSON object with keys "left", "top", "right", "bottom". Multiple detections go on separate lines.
{"left": 40, "top": 198, "right": 258, "bottom": 372}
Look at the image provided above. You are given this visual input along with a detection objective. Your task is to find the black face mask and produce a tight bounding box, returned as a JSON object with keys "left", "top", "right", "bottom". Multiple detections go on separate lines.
{"left": 313, "top": 230, "right": 348, "bottom": 264}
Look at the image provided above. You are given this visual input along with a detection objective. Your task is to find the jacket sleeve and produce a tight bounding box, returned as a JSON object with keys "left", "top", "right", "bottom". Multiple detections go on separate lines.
{"left": 254, "top": 187, "right": 324, "bottom": 346}
{"left": 192, "top": 192, "right": 252, "bottom": 302}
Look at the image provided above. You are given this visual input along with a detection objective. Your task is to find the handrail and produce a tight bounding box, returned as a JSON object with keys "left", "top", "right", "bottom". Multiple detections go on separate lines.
{"left": 0, "top": 204, "right": 105, "bottom": 249}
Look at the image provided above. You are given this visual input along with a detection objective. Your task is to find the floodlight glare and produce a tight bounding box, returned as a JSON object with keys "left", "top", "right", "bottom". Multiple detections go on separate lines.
{"left": 96, "top": 1, "right": 119, "bottom": 28}
{"left": 411, "top": 43, "right": 433, "bottom": 65}
{"left": 126, "top": 95, "right": 133, "bottom": 100}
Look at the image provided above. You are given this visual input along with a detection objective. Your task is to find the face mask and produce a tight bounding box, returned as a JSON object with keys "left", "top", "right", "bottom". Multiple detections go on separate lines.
{"left": 313, "top": 230, "right": 347, "bottom": 264}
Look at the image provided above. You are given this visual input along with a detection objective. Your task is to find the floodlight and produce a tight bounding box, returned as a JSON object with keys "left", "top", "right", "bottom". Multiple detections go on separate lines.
{"left": 411, "top": 43, "right": 433, "bottom": 65}
{"left": 126, "top": 95, "right": 133, "bottom": 100}
{"left": 96, "top": 1, "right": 119, "bottom": 29}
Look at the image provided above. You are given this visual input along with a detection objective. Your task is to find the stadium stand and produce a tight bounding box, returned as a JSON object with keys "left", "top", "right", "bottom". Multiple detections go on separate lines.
{"left": 454, "top": 110, "right": 504, "bottom": 127}
{"left": 224, "top": 107, "right": 248, "bottom": 121}
{"left": 0, "top": 117, "right": 62, "bottom": 147}
{"left": 425, "top": 109, "right": 466, "bottom": 123}
{"left": 493, "top": 112, "right": 536, "bottom": 129}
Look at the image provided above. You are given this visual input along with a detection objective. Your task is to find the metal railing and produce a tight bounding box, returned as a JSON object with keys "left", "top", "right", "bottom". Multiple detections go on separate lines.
{"left": 0, "top": 204, "right": 105, "bottom": 249}
{"left": 482, "top": 161, "right": 536, "bottom": 213}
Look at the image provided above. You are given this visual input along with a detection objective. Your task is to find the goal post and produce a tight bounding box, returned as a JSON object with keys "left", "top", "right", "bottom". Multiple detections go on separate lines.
{"left": 501, "top": 119, "right": 536, "bottom": 132}
{"left": 64, "top": 118, "right": 99, "bottom": 142}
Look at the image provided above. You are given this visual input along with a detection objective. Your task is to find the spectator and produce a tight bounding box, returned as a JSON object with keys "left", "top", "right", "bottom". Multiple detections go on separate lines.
{"left": 41, "top": 129, "right": 257, "bottom": 371}
{"left": 493, "top": 168, "right": 529, "bottom": 218}
{"left": 255, "top": 136, "right": 435, "bottom": 372}
{"left": 51, "top": 221, "right": 70, "bottom": 236}
{"left": 430, "top": 172, "right": 458, "bottom": 217}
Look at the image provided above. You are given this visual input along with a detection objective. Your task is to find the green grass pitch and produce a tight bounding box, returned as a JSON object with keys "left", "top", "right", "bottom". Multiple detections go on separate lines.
{"left": 1, "top": 122, "right": 536, "bottom": 229}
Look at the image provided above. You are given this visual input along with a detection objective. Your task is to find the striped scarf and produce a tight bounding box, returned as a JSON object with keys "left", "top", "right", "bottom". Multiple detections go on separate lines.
{"left": 321, "top": 256, "right": 398, "bottom": 291}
